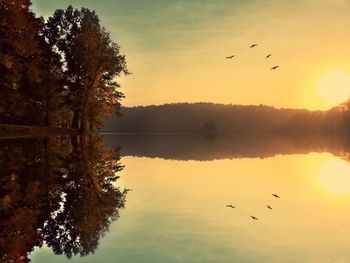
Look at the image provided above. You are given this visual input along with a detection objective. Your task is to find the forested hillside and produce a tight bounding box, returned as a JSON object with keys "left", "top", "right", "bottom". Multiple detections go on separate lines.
{"left": 102, "top": 103, "right": 350, "bottom": 134}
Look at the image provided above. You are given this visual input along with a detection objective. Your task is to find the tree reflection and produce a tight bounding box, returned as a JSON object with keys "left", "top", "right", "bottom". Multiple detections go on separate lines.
{"left": 0, "top": 136, "right": 127, "bottom": 262}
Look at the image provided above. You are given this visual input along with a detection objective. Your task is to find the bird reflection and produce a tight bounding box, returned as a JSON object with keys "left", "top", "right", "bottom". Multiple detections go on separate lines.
{"left": 224, "top": 192, "right": 282, "bottom": 221}
{"left": 0, "top": 136, "right": 127, "bottom": 262}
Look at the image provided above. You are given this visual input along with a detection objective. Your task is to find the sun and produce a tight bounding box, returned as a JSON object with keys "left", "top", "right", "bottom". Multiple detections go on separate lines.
{"left": 317, "top": 69, "right": 350, "bottom": 106}
{"left": 319, "top": 159, "right": 350, "bottom": 195}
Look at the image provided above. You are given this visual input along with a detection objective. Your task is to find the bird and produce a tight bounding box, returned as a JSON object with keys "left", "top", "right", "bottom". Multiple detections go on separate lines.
{"left": 266, "top": 54, "right": 272, "bottom": 58}
{"left": 266, "top": 205, "right": 273, "bottom": 209}
{"left": 226, "top": 204, "right": 236, "bottom": 209}
{"left": 270, "top": 65, "right": 279, "bottom": 70}
{"left": 250, "top": 44, "right": 258, "bottom": 48}
{"left": 226, "top": 55, "right": 235, "bottom": 59}
{"left": 271, "top": 193, "right": 280, "bottom": 198}
{"left": 251, "top": 215, "right": 258, "bottom": 220}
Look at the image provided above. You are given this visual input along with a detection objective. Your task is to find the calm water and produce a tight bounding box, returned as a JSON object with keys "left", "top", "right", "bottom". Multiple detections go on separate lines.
{"left": 2, "top": 134, "right": 350, "bottom": 262}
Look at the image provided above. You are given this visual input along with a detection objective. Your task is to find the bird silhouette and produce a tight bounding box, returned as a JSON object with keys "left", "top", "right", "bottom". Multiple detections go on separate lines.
{"left": 250, "top": 44, "right": 258, "bottom": 48}
{"left": 271, "top": 193, "right": 280, "bottom": 198}
{"left": 226, "top": 55, "right": 235, "bottom": 59}
{"left": 270, "top": 65, "right": 279, "bottom": 70}
{"left": 266, "top": 54, "right": 272, "bottom": 58}
{"left": 251, "top": 215, "right": 258, "bottom": 220}
{"left": 266, "top": 205, "right": 273, "bottom": 209}
{"left": 226, "top": 204, "right": 236, "bottom": 208}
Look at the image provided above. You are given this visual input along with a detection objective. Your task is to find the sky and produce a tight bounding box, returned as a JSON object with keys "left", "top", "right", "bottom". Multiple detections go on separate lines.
{"left": 32, "top": 0, "right": 350, "bottom": 110}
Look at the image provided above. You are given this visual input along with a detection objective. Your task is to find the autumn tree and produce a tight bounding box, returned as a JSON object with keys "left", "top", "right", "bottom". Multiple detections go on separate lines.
{"left": 88, "top": 80, "right": 124, "bottom": 130}
{"left": 0, "top": 0, "right": 45, "bottom": 125}
{"left": 45, "top": 6, "right": 128, "bottom": 133}
{"left": 0, "top": 0, "right": 67, "bottom": 127}
{"left": 0, "top": 2, "right": 127, "bottom": 130}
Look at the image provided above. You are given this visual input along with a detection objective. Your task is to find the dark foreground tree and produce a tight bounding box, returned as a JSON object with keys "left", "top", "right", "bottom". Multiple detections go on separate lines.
{"left": 45, "top": 6, "right": 128, "bottom": 133}
{"left": 0, "top": 2, "right": 127, "bottom": 131}
{"left": 0, "top": 0, "right": 44, "bottom": 125}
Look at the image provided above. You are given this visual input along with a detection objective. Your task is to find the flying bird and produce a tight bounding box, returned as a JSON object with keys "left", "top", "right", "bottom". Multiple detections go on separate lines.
{"left": 271, "top": 193, "right": 280, "bottom": 198}
{"left": 270, "top": 65, "right": 279, "bottom": 70}
{"left": 226, "top": 204, "right": 236, "bottom": 209}
{"left": 226, "top": 55, "right": 235, "bottom": 59}
{"left": 250, "top": 44, "right": 258, "bottom": 48}
{"left": 266, "top": 54, "right": 272, "bottom": 58}
{"left": 251, "top": 215, "right": 258, "bottom": 220}
{"left": 266, "top": 205, "right": 273, "bottom": 209}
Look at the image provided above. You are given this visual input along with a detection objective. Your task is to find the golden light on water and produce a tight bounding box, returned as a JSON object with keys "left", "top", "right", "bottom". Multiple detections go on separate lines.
{"left": 317, "top": 69, "right": 350, "bottom": 106}
{"left": 320, "top": 158, "right": 350, "bottom": 195}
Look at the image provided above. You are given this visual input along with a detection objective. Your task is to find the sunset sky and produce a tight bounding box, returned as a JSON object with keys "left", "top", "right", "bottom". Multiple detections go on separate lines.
{"left": 32, "top": 0, "right": 350, "bottom": 110}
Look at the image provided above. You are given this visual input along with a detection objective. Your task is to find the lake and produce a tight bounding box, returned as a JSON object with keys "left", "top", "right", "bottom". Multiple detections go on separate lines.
{"left": 2, "top": 133, "right": 350, "bottom": 263}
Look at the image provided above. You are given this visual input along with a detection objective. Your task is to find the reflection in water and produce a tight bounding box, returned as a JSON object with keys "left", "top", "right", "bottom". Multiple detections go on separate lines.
{"left": 103, "top": 132, "right": 350, "bottom": 161}
{"left": 4, "top": 133, "right": 350, "bottom": 262}
{"left": 319, "top": 159, "right": 350, "bottom": 194}
{"left": 0, "top": 136, "right": 127, "bottom": 262}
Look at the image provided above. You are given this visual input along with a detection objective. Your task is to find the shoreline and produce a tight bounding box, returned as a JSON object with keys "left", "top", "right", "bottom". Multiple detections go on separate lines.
{"left": 0, "top": 124, "right": 77, "bottom": 139}
{"left": 1, "top": 124, "right": 349, "bottom": 140}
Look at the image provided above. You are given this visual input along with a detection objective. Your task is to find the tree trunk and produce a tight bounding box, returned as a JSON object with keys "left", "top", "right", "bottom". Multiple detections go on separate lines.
{"left": 79, "top": 107, "right": 89, "bottom": 134}
{"left": 72, "top": 110, "right": 80, "bottom": 130}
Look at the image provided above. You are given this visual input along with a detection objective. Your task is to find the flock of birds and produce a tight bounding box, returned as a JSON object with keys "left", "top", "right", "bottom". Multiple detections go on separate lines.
{"left": 224, "top": 44, "right": 280, "bottom": 220}
{"left": 226, "top": 193, "right": 280, "bottom": 221}
{"left": 225, "top": 43, "right": 280, "bottom": 71}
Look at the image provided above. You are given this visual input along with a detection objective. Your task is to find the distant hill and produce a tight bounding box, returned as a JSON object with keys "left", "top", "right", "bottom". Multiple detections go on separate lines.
{"left": 101, "top": 103, "right": 350, "bottom": 134}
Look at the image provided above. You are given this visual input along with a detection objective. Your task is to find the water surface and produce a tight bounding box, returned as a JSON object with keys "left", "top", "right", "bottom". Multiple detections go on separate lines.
{"left": 2, "top": 134, "right": 350, "bottom": 262}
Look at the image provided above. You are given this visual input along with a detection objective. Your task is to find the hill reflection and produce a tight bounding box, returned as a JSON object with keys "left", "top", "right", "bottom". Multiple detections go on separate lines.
{"left": 102, "top": 132, "right": 350, "bottom": 161}
{"left": 0, "top": 136, "right": 127, "bottom": 263}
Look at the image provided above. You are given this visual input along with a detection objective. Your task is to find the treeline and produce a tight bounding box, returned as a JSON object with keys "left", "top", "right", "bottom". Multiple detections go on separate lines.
{"left": 102, "top": 103, "right": 350, "bottom": 133}
{"left": 0, "top": 0, "right": 127, "bottom": 132}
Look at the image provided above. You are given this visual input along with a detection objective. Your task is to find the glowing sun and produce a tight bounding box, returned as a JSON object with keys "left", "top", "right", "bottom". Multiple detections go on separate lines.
{"left": 320, "top": 159, "right": 350, "bottom": 195}
{"left": 317, "top": 69, "right": 350, "bottom": 106}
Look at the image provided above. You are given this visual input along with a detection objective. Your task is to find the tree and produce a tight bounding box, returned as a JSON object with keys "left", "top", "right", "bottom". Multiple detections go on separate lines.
{"left": 45, "top": 6, "right": 128, "bottom": 133}
{"left": 88, "top": 81, "right": 125, "bottom": 130}
{"left": 0, "top": 0, "right": 45, "bottom": 125}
